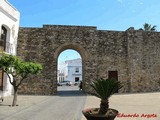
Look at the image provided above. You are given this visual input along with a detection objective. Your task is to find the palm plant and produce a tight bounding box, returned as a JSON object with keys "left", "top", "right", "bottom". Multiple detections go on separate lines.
{"left": 143, "top": 23, "right": 157, "bottom": 31}
{"left": 91, "top": 78, "right": 123, "bottom": 114}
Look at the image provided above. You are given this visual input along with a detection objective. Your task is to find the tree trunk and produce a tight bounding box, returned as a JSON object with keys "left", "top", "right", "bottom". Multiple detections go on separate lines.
{"left": 99, "top": 99, "right": 109, "bottom": 114}
{"left": 12, "top": 86, "right": 18, "bottom": 106}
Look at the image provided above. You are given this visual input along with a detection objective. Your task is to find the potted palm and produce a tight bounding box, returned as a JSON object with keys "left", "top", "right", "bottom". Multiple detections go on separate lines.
{"left": 82, "top": 78, "right": 123, "bottom": 120}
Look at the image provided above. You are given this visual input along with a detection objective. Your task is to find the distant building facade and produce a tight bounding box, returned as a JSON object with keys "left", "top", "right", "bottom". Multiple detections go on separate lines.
{"left": 0, "top": 0, "right": 20, "bottom": 97}
{"left": 58, "top": 58, "right": 82, "bottom": 83}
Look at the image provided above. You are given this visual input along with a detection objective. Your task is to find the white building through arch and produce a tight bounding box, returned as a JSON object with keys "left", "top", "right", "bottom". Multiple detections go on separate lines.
{"left": 57, "top": 49, "right": 82, "bottom": 85}
{"left": 58, "top": 58, "right": 82, "bottom": 84}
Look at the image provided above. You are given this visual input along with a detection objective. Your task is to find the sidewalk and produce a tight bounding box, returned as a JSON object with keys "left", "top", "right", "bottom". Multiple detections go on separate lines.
{"left": 0, "top": 95, "right": 52, "bottom": 120}
{"left": 0, "top": 92, "right": 160, "bottom": 120}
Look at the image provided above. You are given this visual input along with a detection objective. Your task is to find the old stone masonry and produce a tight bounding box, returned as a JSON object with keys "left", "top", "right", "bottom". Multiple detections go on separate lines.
{"left": 17, "top": 25, "right": 160, "bottom": 95}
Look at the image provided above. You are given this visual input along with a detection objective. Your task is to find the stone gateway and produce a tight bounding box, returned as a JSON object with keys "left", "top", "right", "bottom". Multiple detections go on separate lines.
{"left": 17, "top": 25, "right": 160, "bottom": 95}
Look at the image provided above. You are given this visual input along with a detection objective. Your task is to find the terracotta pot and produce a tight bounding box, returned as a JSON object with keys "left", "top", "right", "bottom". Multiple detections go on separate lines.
{"left": 82, "top": 108, "right": 118, "bottom": 120}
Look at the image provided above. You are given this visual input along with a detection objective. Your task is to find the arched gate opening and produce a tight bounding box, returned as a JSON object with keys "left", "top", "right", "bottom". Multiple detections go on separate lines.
{"left": 54, "top": 43, "right": 87, "bottom": 94}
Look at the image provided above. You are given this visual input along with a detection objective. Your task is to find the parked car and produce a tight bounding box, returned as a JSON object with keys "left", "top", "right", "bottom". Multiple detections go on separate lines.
{"left": 74, "top": 81, "right": 80, "bottom": 86}
{"left": 57, "top": 81, "right": 72, "bottom": 86}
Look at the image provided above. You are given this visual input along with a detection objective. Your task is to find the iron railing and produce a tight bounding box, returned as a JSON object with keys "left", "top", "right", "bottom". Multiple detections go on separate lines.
{"left": 0, "top": 41, "right": 14, "bottom": 54}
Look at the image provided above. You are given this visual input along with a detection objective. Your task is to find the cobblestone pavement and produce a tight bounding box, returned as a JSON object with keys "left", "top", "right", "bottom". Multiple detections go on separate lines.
{"left": 0, "top": 87, "right": 160, "bottom": 120}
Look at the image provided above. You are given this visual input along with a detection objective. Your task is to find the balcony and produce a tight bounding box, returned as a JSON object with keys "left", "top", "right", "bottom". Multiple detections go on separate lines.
{"left": 72, "top": 73, "right": 82, "bottom": 76}
{"left": 0, "top": 41, "right": 13, "bottom": 54}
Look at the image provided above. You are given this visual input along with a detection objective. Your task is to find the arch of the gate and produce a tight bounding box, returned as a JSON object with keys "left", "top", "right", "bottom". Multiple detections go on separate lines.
{"left": 54, "top": 42, "right": 88, "bottom": 93}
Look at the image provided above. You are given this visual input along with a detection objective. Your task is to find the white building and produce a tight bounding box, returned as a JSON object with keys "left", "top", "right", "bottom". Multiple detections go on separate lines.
{"left": 58, "top": 58, "right": 82, "bottom": 83}
{"left": 0, "top": 0, "right": 20, "bottom": 97}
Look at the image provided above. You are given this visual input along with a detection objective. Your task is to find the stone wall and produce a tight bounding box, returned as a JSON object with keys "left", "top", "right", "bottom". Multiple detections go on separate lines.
{"left": 17, "top": 25, "right": 160, "bottom": 95}
{"left": 127, "top": 29, "right": 160, "bottom": 92}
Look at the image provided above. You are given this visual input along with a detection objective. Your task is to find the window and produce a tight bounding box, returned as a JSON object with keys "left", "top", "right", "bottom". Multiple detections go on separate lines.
{"left": 0, "top": 26, "right": 7, "bottom": 51}
{"left": 75, "top": 77, "right": 79, "bottom": 82}
{"left": 75, "top": 67, "right": 79, "bottom": 73}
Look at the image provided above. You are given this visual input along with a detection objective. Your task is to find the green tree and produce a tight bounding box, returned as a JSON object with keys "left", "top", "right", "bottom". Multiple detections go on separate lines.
{"left": 143, "top": 23, "right": 157, "bottom": 31}
{"left": 0, "top": 53, "right": 42, "bottom": 106}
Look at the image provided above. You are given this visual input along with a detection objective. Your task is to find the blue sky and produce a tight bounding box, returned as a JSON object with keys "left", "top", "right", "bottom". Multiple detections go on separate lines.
{"left": 8, "top": 0, "right": 160, "bottom": 31}
{"left": 58, "top": 49, "right": 81, "bottom": 64}
{"left": 7, "top": 0, "right": 160, "bottom": 63}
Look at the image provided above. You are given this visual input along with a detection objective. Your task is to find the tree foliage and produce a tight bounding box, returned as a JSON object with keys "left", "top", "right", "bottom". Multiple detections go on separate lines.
{"left": 0, "top": 53, "right": 42, "bottom": 106}
{"left": 143, "top": 23, "right": 157, "bottom": 31}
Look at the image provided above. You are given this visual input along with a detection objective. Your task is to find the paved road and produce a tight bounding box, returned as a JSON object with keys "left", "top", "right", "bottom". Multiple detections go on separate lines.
{"left": 0, "top": 86, "right": 87, "bottom": 120}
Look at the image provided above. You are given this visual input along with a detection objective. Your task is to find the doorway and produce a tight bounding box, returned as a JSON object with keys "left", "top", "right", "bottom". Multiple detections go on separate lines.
{"left": 108, "top": 71, "right": 118, "bottom": 93}
{"left": 0, "top": 70, "right": 3, "bottom": 90}
{"left": 108, "top": 71, "right": 118, "bottom": 80}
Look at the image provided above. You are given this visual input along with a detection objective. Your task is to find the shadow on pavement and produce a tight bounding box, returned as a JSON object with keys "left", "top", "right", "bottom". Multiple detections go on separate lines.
{"left": 0, "top": 104, "right": 10, "bottom": 106}
{"left": 57, "top": 90, "right": 86, "bottom": 97}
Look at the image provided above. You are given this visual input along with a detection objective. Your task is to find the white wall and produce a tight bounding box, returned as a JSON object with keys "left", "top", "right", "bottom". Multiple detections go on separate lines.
{"left": 58, "top": 58, "right": 82, "bottom": 83}
{"left": 0, "top": 0, "right": 20, "bottom": 97}
{"left": 0, "top": 0, "right": 20, "bottom": 55}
